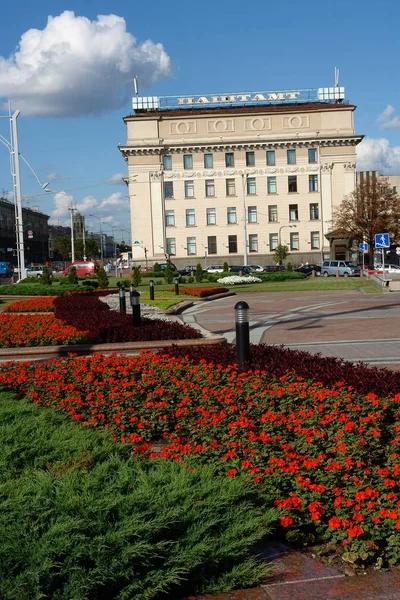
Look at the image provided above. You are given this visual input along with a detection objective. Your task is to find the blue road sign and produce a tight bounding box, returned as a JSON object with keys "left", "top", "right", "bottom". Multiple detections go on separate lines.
{"left": 359, "top": 243, "right": 368, "bottom": 252}
{"left": 375, "top": 233, "right": 390, "bottom": 248}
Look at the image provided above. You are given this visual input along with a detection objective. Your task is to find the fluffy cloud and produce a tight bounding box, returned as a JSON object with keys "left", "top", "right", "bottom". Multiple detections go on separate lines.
{"left": 98, "top": 192, "right": 128, "bottom": 209}
{"left": 0, "top": 11, "right": 171, "bottom": 116}
{"left": 105, "top": 173, "right": 126, "bottom": 185}
{"left": 356, "top": 138, "right": 400, "bottom": 173}
{"left": 48, "top": 190, "right": 128, "bottom": 223}
{"left": 377, "top": 105, "right": 400, "bottom": 129}
{"left": 47, "top": 172, "right": 68, "bottom": 182}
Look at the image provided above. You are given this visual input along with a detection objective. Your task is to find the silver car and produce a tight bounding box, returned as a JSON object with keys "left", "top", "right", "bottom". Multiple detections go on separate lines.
{"left": 322, "top": 260, "right": 360, "bottom": 277}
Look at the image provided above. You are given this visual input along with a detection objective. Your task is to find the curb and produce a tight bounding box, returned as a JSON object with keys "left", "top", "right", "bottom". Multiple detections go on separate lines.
{"left": 165, "top": 291, "right": 236, "bottom": 315}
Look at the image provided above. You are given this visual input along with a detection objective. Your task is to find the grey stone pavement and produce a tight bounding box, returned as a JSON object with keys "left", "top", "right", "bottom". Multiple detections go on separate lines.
{"left": 177, "top": 290, "right": 400, "bottom": 369}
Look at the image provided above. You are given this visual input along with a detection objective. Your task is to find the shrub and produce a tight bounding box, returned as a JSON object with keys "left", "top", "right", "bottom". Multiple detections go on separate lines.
{"left": 153, "top": 262, "right": 160, "bottom": 272}
{"left": 67, "top": 266, "right": 78, "bottom": 285}
{"left": 117, "top": 278, "right": 131, "bottom": 288}
{"left": 178, "top": 287, "right": 229, "bottom": 298}
{"left": 286, "top": 262, "right": 293, "bottom": 272}
{"left": 187, "top": 276, "right": 194, "bottom": 283}
{"left": 97, "top": 266, "right": 109, "bottom": 288}
{"left": 164, "top": 263, "right": 174, "bottom": 284}
{"left": 131, "top": 266, "right": 142, "bottom": 287}
{"left": 0, "top": 284, "right": 80, "bottom": 296}
{"left": 39, "top": 266, "right": 52, "bottom": 285}
{"left": 0, "top": 391, "right": 275, "bottom": 599}
{"left": 223, "top": 262, "right": 229, "bottom": 273}
{"left": 257, "top": 272, "right": 305, "bottom": 282}
{"left": 82, "top": 280, "right": 99, "bottom": 289}
{"left": 217, "top": 276, "right": 262, "bottom": 285}
{"left": 195, "top": 263, "right": 203, "bottom": 283}
{"left": 180, "top": 277, "right": 187, "bottom": 284}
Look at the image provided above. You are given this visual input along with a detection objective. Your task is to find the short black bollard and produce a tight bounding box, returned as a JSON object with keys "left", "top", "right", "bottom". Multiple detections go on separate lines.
{"left": 119, "top": 287, "right": 126, "bottom": 313}
{"left": 149, "top": 279, "right": 155, "bottom": 301}
{"left": 129, "top": 283, "right": 134, "bottom": 306}
{"left": 235, "top": 301, "right": 250, "bottom": 369}
{"left": 174, "top": 277, "right": 179, "bottom": 295}
{"left": 131, "top": 290, "right": 141, "bottom": 326}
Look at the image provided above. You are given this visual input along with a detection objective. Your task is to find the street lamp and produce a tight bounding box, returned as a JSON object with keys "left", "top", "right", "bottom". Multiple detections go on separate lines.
{"left": 88, "top": 214, "right": 103, "bottom": 261}
{"left": 241, "top": 173, "right": 248, "bottom": 267}
{"left": 278, "top": 224, "right": 297, "bottom": 246}
{"left": 101, "top": 221, "right": 118, "bottom": 276}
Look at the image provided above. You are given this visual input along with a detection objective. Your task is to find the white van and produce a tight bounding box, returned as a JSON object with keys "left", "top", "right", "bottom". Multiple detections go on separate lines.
{"left": 322, "top": 260, "right": 361, "bottom": 277}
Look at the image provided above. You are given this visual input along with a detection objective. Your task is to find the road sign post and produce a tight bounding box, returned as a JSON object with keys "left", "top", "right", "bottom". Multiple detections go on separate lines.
{"left": 359, "top": 243, "right": 368, "bottom": 276}
{"left": 375, "top": 233, "right": 390, "bottom": 284}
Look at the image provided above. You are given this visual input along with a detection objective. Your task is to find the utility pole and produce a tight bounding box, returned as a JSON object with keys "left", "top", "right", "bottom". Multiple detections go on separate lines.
{"left": 69, "top": 206, "right": 75, "bottom": 263}
{"left": 10, "top": 109, "right": 26, "bottom": 280}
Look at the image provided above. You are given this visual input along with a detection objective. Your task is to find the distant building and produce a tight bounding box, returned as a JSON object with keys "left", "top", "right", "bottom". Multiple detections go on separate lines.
{"left": 0, "top": 197, "right": 49, "bottom": 263}
{"left": 356, "top": 170, "right": 400, "bottom": 195}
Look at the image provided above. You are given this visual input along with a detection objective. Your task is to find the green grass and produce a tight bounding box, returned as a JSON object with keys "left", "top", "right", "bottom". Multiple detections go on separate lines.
{"left": 0, "top": 390, "right": 276, "bottom": 600}
{"left": 229, "top": 277, "right": 380, "bottom": 294}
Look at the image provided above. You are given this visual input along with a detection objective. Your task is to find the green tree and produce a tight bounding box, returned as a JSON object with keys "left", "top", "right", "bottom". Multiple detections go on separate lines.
{"left": 53, "top": 236, "right": 71, "bottom": 260}
{"left": 274, "top": 244, "right": 290, "bottom": 265}
{"left": 68, "top": 266, "right": 78, "bottom": 285}
{"left": 39, "top": 266, "right": 52, "bottom": 286}
{"left": 153, "top": 262, "right": 161, "bottom": 273}
{"left": 164, "top": 263, "right": 174, "bottom": 284}
{"left": 75, "top": 239, "right": 99, "bottom": 260}
{"left": 223, "top": 262, "right": 229, "bottom": 273}
{"left": 332, "top": 177, "right": 400, "bottom": 252}
{"left": 131, "top": 266, "right": 142, "bottom": 287}
{"left": 195, "top": 263, "right": 203, "bottom": 283}
{"left": 97, "top": 266, "right": 109, "bottom": 288}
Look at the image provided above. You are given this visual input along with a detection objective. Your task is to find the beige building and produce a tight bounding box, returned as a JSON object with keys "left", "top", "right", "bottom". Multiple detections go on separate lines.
{"left": 120, "top": 88, "right": 363, "bottom": 267}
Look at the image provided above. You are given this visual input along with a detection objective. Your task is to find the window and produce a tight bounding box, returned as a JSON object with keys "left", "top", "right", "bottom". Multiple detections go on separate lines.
{"left": 309, "top": 174, "right": 318, "bottom": 192}
{"left": 248, "top": 206, "right": 257, "bottom": 223}
{"left": 205, "top": 179, "right": 215, "bottom": 197}
{"left": 289, "top": 204, "right": 298, "bottom": 221}
{"left": 165, "top": 210, "right": 175, "bottom": 227}
{"left": 268, "top": 205, "right": 278, "bottom": 222}
{"left": 204, "top": 153, "right": 213, "bottom": 168}
{"left": 308, "top": 148, "right": 317, "bottom": 163}
{"left": 311, "top": 231, "right": 320, "bottom": 249}
{"left": 186, "top": 208, "right": 195, "bottom": 226}
{"left": 187, "top": 237, "right": 196, "bottom": 255}
{"left": 246, "top": 151, "right": 255, "bottom": 166}
{"left": 287, "top": 149, "right": 296, "bottom": 164}
{"left": 206, "top": 207, "right": 216, "bottom": 225}
{"left": 228, "top": 235, "right": 237, "bottom": 253}
{"left": 185, "top": 180, "right": 194, "bottom": 198}
{"left": 227, "top": 207, "right": 237, "bottom": 224}
{"left": 226, "top": 178, "right": 236, "bottom": 196}
{"left": 393, "top": 186, "right": 397, "bottom": 194}
{"left": 290, "top": 232, "right": 299, "bottom": 250}
{"left": 288, "top": 176, "right": 297, "bottom": 193}
{"left": 225, "top": 152, "right": 234, "bottom": 167}
{"left": 163, "top": 155, "right": 172, "bottom": 170}
{"left": 164, "top": 181, "right": 174, "bottom": 198}
{"left": 183, "top": 154, "right": 193, "bottom": 169}
{"left": 266, "top": 150, "right": 275, "bottom": 166}
{"left": 267, "top": 176, "right": 277, "bottom": 194}
{"left": 309, "top": 203, "right": 319, "bottom": 220}
{"left": 269, "top": 233, "right": 278, "bottom": 250}
{"left": 249, "top": 234, "right": 258, "bottom": 252}
{"left": 247, "top": 177, "right": 256, "bottom": 195}
{"left": 166, "top": 237, "right": 176, "bottom": 255}
{"left": 208, "top": 235, "right": 217, "bottom": 254}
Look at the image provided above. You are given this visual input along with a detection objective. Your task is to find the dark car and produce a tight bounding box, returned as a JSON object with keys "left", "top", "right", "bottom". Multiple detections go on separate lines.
{"left": 178, "top": 265, "right": 197, "bottom": 275}
{"left": 263, "top": 265, "right": 286, "bottom": 272}
{"left": 229, "top": 266, "right": 252, "bottom": 275}
{"left": 155, "top": 262, "right": 177, "bottom": 272}
{"left": 294, "top": 264, "right": 321, "bottom": 276}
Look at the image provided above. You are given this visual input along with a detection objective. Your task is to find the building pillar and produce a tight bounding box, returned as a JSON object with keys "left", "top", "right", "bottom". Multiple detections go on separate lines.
{"left": 343, "top": 162, "right": 356, "bottom": 197}
{"left": 149, "top": 171, "right": 165, "bottom": 258}
{"left": 320, "top": 163, "right": 333, "bottom": 260}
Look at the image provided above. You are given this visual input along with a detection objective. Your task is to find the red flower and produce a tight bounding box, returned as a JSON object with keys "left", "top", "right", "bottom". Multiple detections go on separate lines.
{"left": 280, "top": 516, "right": 293, "bottom": 528}
{"left": 328, "top": 516, "right": 341, "bottom": 529}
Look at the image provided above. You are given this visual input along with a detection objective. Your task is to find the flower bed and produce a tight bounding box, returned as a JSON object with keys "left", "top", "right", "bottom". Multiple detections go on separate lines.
{"left": 217, "top": 275, "right": 262, "bottom": 285}
{"left": 0, "top": 313, "right": 93, "bottom": 347}
{"left": 171, "top": 286, "right": 229, "bottom": 298}
{"left": 3, "top": 297, "right": 56, "bottom": 312}
{"left": 2, "top": 351, "right": 400, "bottom": 568}
{"left": 53, "top": 295, "right": 201, "bottom": 343}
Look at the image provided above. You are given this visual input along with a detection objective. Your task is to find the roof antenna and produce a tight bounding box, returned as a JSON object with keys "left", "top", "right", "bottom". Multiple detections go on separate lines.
{"left": 334, "top": 67, "right": 340, "bottom": 88}
{"left": 133, "top": 76, "right": 139, "bottom": 97}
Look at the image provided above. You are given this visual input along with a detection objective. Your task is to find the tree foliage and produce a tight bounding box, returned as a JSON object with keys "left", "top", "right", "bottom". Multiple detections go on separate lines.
{"left": 332, "top": 177, "right": 400, "bottom": 250}
{"left": 274, "top": 244, "right": 290, "bottom": 265}
{"left": 53, "top": 235, "right": 71, "bottom": 260}
{"left": 75, "top": 238, "right": 99, "bottom": 260}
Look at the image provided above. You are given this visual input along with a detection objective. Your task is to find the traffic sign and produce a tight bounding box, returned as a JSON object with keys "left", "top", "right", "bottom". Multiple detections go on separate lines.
{"left": 359, "top": 242, "right": 368, "bottom": 252}
{"left": 133, "top": 240, "right": 141, "bottom": 246}
{"left": 27, "top": 229, "right": 33, "bottom": 239}
{"left": 375, "top": 233, "right": 390, "bottom": 248}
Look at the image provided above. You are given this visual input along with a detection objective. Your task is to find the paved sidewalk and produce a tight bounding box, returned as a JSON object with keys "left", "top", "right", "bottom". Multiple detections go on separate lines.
{"left": 178, "top": 291, "right": 400, "bottom": 368}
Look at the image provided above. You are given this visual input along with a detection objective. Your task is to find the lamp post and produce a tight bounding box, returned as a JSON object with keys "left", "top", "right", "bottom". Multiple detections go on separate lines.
{"left": 241, "top": 173, "right": 248, "bottom": 267}
{"left": 101, "top": 221, "right": 118, "bottom": 276}
{"left": 88, "top": 214, "right": 103, "bottom": 261}
{"left": 68, "top": 206, "right": 76, "bottom": 263}
{"left": 278, "top": 224, "right": 297, "bottom": 246}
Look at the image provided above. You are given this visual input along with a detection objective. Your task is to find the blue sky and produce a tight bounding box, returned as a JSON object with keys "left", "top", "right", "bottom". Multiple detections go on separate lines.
{"left": 1, "top": 0, "right": 399, "bottom": 239}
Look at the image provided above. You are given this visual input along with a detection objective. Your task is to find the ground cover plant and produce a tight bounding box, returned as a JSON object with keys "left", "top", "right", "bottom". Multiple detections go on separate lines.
{"left": 3, "top": 297, "right": 56, "bottom": 312}
{"left": 217, "top": 275, "right": 262, "bottom": 285}
{"left": 171, "top": 287, "right": 229, "bottom": 298}
{"left": 0, "top": 390, "right": 275, "bottom": 599}
{"left": 0, "top": 313, "right": 93, "bottom": 347}
{"left": 2, "top": 351, "right": 400, "bottom": 569}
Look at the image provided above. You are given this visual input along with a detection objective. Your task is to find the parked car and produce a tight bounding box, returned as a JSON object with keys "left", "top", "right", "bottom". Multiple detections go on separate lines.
{"left": 178, "top": 265, "right": 197, "bottom": 275}
{"left": 248, "top": 264, "right": 264, "bottom": 272}
{"left": 206, "top": 265, "right": 225, "bottom": 273}
{"left": 229, "top": 266, "right": 252, "bottom": 275}
{"left": 380, "top": 264, "right": 400, "bottom": 274}
{"left": 26, "top": 266, "right": 45, "bottom": 278}
{"left": 263, "top": 265, "right": 286, "bottom": 272}
{"left": 294, "top": 264, "right": 321, "bottom": 276}
{"left": 63, "top": 261, "right": 97, "bottom": 277}
{"left": 321, "top": 260, "right": 360, "bottom": 277}
{"left": 154, "top": 262, "right": 177, "bottom": 272}
{"left": 0, "top": 262, "right": 14, "bottom": 278}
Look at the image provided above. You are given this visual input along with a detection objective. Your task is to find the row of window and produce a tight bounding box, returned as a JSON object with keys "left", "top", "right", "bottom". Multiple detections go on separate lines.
{"left": 164, "top": 174, "right": 318, "bottom": 199}
{"left": 163, "top": 149, "right": 318, "bottom": 170}
{"left": 165, "top": 203, "right": 319, "bottom": 227}
{"left": 166, "top": 231, "right": 321, "bottom": 256}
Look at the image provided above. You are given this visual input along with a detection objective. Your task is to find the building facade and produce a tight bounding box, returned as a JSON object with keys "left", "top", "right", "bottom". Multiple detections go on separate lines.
{"left": 0, "top": 197, "right": 49, "bottom": 263}
{"left": 120, "top": 88, "right": 363, "bottom": 267}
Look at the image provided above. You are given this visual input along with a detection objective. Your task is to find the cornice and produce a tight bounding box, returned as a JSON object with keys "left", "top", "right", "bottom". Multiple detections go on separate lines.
{"left": 119, "top": 136, "right": 363, "bottom": 160}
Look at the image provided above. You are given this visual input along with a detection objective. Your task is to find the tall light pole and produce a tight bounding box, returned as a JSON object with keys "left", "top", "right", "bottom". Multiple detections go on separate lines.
{"left": 278, "top": 224, "right": 297, "bottom": 246}
{"left": 101, "top": 221, "right": 117, "bottom": 275}
{"left": 68, "top": 206, "right": 76, "bottom": 263}
{"left": 88, "top": 214, "right": 103, "bottom": 261}
{"left": 241, "top": 173, "right": 248, "bottom": 267}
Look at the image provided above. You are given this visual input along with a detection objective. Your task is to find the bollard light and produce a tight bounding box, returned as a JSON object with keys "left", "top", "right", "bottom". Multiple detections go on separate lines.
{"left": 149, "top": 279, "right": 155, "bottom": 301}
{"left": 129, "top": 283, "right": 134, "bottom": 306}
{"left": 131, "top": 290, "right": 141, "bottom": 326}
{"left": 119, "top": 286, "right": 126, "bottom": 313}
{"left": 235, "top": 301, "right": 250, "bottom": 369}
{"left": 174, "top": 277, "right": 179, "bottom": 295}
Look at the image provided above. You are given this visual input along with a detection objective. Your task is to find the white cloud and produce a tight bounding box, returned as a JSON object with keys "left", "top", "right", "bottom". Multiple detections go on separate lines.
{"left": 50, "top": 191, "right": 74, "bottom": 218}
{"left": 47, "top": 172, "right": 68, "bottom": 182}
{"left": 377, "top": 105, "right": 400, "bottom": 129}
{"left": 356, "top": 137, "right": 400, "bottom": 173}
{"left": 105, "top": 172, "right": 126, "bottom": 185}
{"left": 98, "top": 191, "right": 128, "bottom": 209}
{"left": 0, "top": 11, "right": 171, "bottom": 117}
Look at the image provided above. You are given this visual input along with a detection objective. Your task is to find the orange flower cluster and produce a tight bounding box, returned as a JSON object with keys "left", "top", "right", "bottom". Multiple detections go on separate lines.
{"left": 3, "top": 297, "right": 56, "bottom": 313}
{"left": 0, "top": 313, "right": 93, "bottom": 346}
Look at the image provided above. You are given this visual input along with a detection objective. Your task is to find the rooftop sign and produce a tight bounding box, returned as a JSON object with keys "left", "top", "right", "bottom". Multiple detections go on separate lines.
{"left": 132, "top": 87, "right": 345, "bottom": 112}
